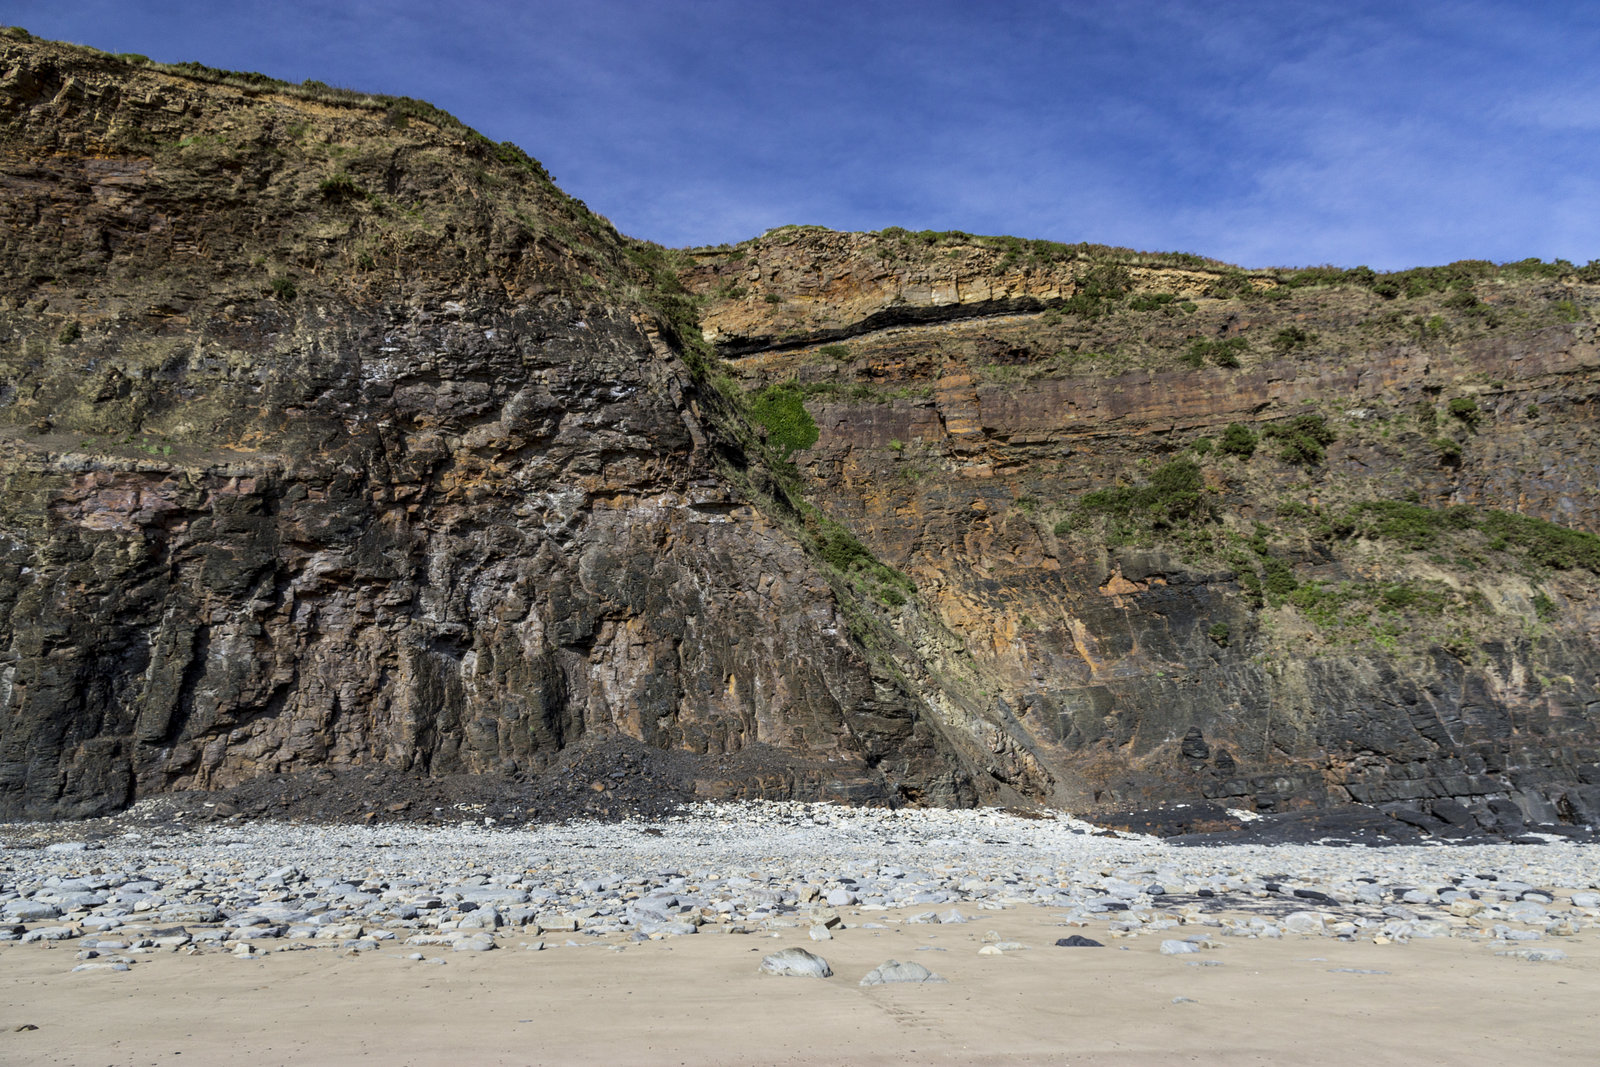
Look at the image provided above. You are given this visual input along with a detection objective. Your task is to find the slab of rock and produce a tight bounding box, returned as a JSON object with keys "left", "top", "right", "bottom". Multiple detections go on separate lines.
{"left": 1055, "top": 935, "right": 1103, "bottom": 947}
{"left": 1495, "top": 948, "right": 1567, "bottom": 962}
{"left": 1282, "top": 912, "right": 1326, "bottom": 935}
{"left": 860, "top": 959, "right": 946, "bottom": 986}
{"left": 452, "top": 933, "right": 497, "bottom": 952}
{"left": 760, "top": 947, "right": 832, "bottom": 978}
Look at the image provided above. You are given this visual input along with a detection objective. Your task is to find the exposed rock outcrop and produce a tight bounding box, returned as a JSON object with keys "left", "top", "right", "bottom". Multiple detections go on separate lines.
{"left": 0, "top": 36, "right": 991, "bottom": 819}
{"left": 686, "top": 226, "right": 1600, "bottom": 833}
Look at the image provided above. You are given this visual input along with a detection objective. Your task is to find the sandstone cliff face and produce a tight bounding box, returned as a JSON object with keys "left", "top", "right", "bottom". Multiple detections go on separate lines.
{"left": 0, "top": 37, "right": 988, "bottom": 819}
{"left": 686, "top": 227, "right": 1600, "bottom": 833}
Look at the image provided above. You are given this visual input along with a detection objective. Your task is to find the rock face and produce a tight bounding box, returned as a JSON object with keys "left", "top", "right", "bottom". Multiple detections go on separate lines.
{"left": 2, "top": 34, "right": 1598, "bottom": 833}
{"left": 685, "top": 227, "right": 1600, "bottom": 833}
{"left": 0, "top": 36, "right": 983, "bottom": 819}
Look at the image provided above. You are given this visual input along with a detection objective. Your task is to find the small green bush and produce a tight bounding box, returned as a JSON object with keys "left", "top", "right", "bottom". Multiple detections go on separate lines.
{"left": 1532, "top": 590, "right": 1556, "bottom": 620}
{"left": 1186, "top": 337, "right": 1249, "bottom": 368}
{"left": 1432, "top": 436, "right": 1464, "bottom": 463}
{"left": 1378, "top": 584, "right": 1420, "bottom": 610}
{"left": 818, "top": 343, "right": 851, "bottom": 359}
{"left": 56, "top": 321, "right": 81, "bottom": 344}
{"left": 1447, "top": 396, "right": 1481, "bottom": 426}
{"left": 1346, "top": 500, "right": 1467, "bottom": 549}
{"left": 1271, "top": 325, "right": 1316, "bottom": 354}
{"left": 1129, "top": 292, "right": 1177, "bottom": 311}
{"left": 763, "top": 293, "right": 783, "bottom": 304}
{"left": 269, "top": 276, "right": 297, "bottom": 302}
{"left": 1219, "top": 423, "right": 1258, "bottom": 458}
{"left": 1263, "top": 414, "right": 1335, "bottom": 467}
{"left": 1479, "top": 510, "right": 1600, "bottom": 571}
{"left": 1206, "top": 622, "right": 1230, "bottom": 647}
{"left": 1261, "top": 556, "right": 1299, "bottom": 598}
{"left": 1207, "top": 272, "right": 1257, "bottom": 299}
{"left": 1234, "top": 565, "right": 1264, "bottom": 606}
{"left": 1062, "top": 264, "right": 1134, "bottom": 317}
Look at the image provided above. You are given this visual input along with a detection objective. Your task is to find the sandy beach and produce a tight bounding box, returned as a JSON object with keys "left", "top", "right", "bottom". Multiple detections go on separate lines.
{"left": 4, "top": 902, "right": 1596, "bottom": 1066}
{"left": 3, "top": 805, "right": 1596, "bottom": 1066}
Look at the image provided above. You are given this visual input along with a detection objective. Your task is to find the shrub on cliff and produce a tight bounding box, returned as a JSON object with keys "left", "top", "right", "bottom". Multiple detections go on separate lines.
{"left": 1184, "top": 337, "right": 1248, "bottom": 368}
{"left": 748, "top": 382, "right": 819, "bottom": 458}
{"left": 1080, "top": 459, "right": 1209, "bottom": 534}
{"left": 1271, "top": 326, "right": 1315, "bottom": 354}
{"left": 1218, "top": 422, "right": 1258, "bottom": 457}
{"left": 1447, "top": 396, "right": 1481, "bottom": 427}
{"left": 1263, "top": 414, "right": 1335, "bottom": 467}
{"left": 1342, "top": 501, "right": 1600, "bottom": 573}
{"left": 1062, "top": 264, "right": 1133, "bottom": 317}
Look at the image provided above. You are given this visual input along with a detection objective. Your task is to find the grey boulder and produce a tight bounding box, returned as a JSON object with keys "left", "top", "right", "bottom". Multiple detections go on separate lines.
{"left": 760, "top": 947, "right": 832, "bottom": 978}
{"left": 860, "top": 959, "right": 946, "bottom": 986}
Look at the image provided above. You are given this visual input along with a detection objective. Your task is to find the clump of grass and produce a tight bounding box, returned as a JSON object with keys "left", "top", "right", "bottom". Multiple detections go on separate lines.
{"left": 317, "top": 172, "right": 364, "bottom": 201}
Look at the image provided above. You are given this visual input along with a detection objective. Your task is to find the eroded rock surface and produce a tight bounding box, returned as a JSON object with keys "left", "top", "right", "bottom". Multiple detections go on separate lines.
{"left": 0, "top": 37, "right": 982, "bottom": 819}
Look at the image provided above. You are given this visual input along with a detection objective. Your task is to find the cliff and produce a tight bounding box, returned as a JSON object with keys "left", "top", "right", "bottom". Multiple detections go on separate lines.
{"left": 2, "top": 32, "right": 1598, "bottom": 836}
{"left": 682, "top": 226, "right": 1600, "bottom": 836}
{"left": 0, "top": 34, "right": 994, "bottom": 819}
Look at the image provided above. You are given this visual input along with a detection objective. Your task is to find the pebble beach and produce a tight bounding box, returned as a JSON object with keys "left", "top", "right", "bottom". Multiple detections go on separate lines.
{"left": 4, "top": 802, "right": 1598, "bottom": 1065}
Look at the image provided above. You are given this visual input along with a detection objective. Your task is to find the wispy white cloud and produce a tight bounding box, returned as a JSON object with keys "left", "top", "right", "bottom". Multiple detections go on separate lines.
{"left": 11, "top": 0, "right": 1600, "bottom": 267}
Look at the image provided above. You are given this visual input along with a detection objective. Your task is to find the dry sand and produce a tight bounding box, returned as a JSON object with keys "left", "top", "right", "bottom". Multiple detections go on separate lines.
{"left": 3, "top": 904, "right": 1594, "bottom": 1066}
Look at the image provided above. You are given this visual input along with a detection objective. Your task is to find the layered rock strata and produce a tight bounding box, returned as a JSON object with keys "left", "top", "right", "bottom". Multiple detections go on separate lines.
{"left": 685, "top": 227, "right": 1600, "bottom": 833}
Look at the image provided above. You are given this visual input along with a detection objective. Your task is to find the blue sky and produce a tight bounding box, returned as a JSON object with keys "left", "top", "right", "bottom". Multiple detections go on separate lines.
{"left": 9, "top": 1, "right": 1600, "bottom": 270}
